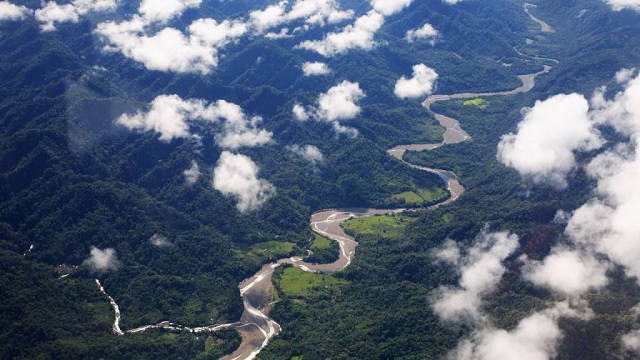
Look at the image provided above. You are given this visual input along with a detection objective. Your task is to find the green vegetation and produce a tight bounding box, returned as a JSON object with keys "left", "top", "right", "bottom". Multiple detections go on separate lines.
{"left": 342, "top": 214, "right": 417, "bottom": 240}
{"left": 463, "top": 98, "right": 489, "bottom": 109}
{"left": 391, "top": 187, "right": 449, "bottom": 206}
{"left": 310, "top": 235, "right": 331, "bottom": 250}
{"left": 251, "top": 241, "right": 297, "bottom": 258}
{"left": 275, "top": 267, "right": 348, "bottom": 298}
{"left": 305, "top": 235, "right": 340, "bottom": 264}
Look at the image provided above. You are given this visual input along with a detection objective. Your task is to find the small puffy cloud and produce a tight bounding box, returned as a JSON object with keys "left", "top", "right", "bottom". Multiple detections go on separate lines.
{"left": 615, "top": 68, "right": 637, "bottom": 83}
{"left": 287, "top": 144, "right": 324, "bottom": 166}
{"left": 370, "top": 0, "right": 414, "bottom": 16}
{"left": 35, "top": 0, "right": 116, "bottom": 31}
{"left": 249, "top": 0, "right": 353, "bottom": 33}
{"left": 83, "top": 246, "right": 120, "bottom": 273}
{"left": 183, "top": 161, "right": 201, "bottom": 185}
{"left": 117, "top": 94, "right": 198, "bottom": 141}
{"left": 117, "top": 95, "right": 272, "bottom": 148}
{"left": 297, "top": 10, "right": 384, "bottom": 56}
{"left": 394, "top": 63, "right": 439, "bottom": 99}
{"left": 449, "top": 302, "right": 590, "bottom": 360}
{"left": 443, "top": 0, "right": 464, "bottom": 4}
{"left": 97, "top": 17, "right": 247, "bottom": 74}
{"left": 317, "top": 80, "right": 365, "bottom": 122}
{"left": 150, "top": 233, "right": 172, "bottom": 247}
{"left": 294, "top": 81, "right": 364, "bottom": 136}
{"left": 139, "top": 0, "right": 201, "bottom": 23}
{"left": 292, "top": 103, "right": 310, "bottom": 121}
{"left": 433, "top": 239, "right": 461, "bottom": 264}
{"left": 302, "top": 61, "right": 331, "bottom": 76}
{"left": 213, "top": 152, "right": 276, "bottom": 213}
{"left": 523, "top": 248, "right": 609, "bottom": 297}
{"left": 0, "top": 1, "right": 33, "bottom": 21}
{"left": 497, "top": 93, "right": 603, "bottom": 189}
{"left": 406, "top": 23, "right": 439, "bottom": 44}
{"left": 623, "top": 330, "right": 640, "bottom": 353}
{"left": 604, "top": 0, "right": 640, "bottom": 12}
{"left": 432, "top": 229, "right": 519, "bottom": 322}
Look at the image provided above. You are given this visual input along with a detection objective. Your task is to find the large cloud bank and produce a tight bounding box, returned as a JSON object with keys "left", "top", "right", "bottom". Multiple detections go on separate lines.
{"left": 497, "top": 93, "right": 602, "bottom": 189}
{"left": 394, "top": 64, "right": 439, "bottom": 99}
{"left": 293, "top": 80, "right": 365, "bottom": 136}
{"left": 213, "top": 151, "right": 276, "bottom": 213}
{"left": 431, "top": 229, "right": 594, "bottom": 359}
{"left": 117, "top": 95, "right": 272, "bottom": 149}
{"left": 432, "top": 229, "right": 519, "bottom": 322}
{"left": 449, "top": 302, "right": 591, "bottom": 360}
{"left": 498, "top": 69, "right": 640, "bottom": 352}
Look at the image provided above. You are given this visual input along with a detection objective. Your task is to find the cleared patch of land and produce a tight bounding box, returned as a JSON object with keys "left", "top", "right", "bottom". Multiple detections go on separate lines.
{"left": 251, "top": 241, "right": 296, "bottom": 258}
{"left": 342, "top": 215, "right": 417, "bottom": 240}
{"left": 391, "top": 187, "right": 449, "bottom": 206}
{"left": 276, "top": 267, "right": 348, "bottom": 298}
{"left": 462, "top": 98, "right": 489, "bottom": 109}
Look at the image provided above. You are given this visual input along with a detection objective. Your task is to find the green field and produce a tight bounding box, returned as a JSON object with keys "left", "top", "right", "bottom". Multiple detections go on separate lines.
{"left": 391, "top": 187, "right": 449, "bottom": 206}
{"left": 276, "top": 267, "right": 348, "bottom": 298}
{"left": 251, "top": 241, "right": 297, "bottom": 258}
{"left": 342, "top": 215, "right": 417, "bottom": 240}
{"left": 463, "top": 98, "right": 489, "bottom": 109}
{"left": 310, "top": 235, "right": 332, "bottom": 250}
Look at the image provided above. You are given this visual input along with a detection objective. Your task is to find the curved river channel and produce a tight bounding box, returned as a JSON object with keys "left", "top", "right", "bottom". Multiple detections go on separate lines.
{"left": 96, "top": 47, "right": 555, "bottom": 360}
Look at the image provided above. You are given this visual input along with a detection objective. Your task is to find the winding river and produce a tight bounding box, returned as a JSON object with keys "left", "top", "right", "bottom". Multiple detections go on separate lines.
{"left": 95, "top": 14, "right": 556, "bottom": 359}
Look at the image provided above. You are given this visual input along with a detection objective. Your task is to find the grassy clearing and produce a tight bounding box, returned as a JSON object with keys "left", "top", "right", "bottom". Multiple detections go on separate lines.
{"left": 277, "top": 267, "right": 348, "bottom": 298}
{"left": 311, "top": 235, "right": 332, "bottom": 250}
{"left": 251, "top": 241, "right": 296, "bottom": 258}
{"left": 342, "top": 215, "right": 417, "bottom": 239}
{"left": 463, "top": 98, "right": 489, "bottom": 109}
{"left": 391, "top": 187, "right": 448, "bottom": 206}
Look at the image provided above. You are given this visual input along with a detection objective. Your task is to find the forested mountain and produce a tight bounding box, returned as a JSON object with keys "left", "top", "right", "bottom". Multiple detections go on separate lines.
{"left": 1, "top": 0, "right": 640, "bottom": 359}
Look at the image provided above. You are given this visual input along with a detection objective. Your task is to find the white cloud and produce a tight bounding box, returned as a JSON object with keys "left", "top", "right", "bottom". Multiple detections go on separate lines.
{"left": 139, "top": 0, "right": 201, "bottom": 23}
{"left": 604, "top": 0, "right": 640, "bottom": 11}
{"left": 0, "top": 1, "right": 32, "bottom": 21}
{"left": 293, "top": 81, "right": 364, "bottom": 136}
{"left": 623, "top": 330, "right": 640, "bottom": 353}
{"left": 443, "top": 0, "right": 464, "bottom": 4}
{"left": 432, "top": 229, "right": 519, "bottom": 322}
{"left": 297, "top": 10, "right": 384, "bottom": 56}
{"left": 523, "top": 248, "right": 609, "bottom": 297}
{"left": 370, "top": 0, "right": 413, "bottom": 16}
{"left": 615, "top": 68, "right": 637, "bottom": 83}
{"left": 249, "top": 0, "right": 353, "bottom": 33}
{"left": 183, "top": 161, "right": 201, "bottom": 185}
{"left": 35, "top": 0, "right": 116, "bottom": 31}
{"left": 287, "top": 144, "right": 324, "bottom": 166}
{"left": 433, "top": 239, "right": 461, "bottom": 265}
{"left": 406, "top": 23, "right": 439, "bottom": 44}
{"left": 292, "top": 103, "right": 310, "bottom": 121}
{"left": 213, "top": 151, "right": 276, "bottom": 213}
{"left": 117, "top": 95, "right": 272, "bottom": 148}
{"left": 150, "top": 233, "right": 172, "bottom": 247}
{"left": 394, "top": 63, "right": 439, "bottom": 99}
{"left": 497, "top": 93, "right": 603, "bottom": 189}
{"left": 302, "top": 61, "right": 331, "bottom": 76}
{"left": 449, "top": 302, "right": 591, "bottom": 360}
{"left": 96, "top": 16, "right": 247, "bottom": 74}
{"left": 316, "top": 80, "right": 365, "bottom": 122}
{"left": 117, "top": 94, "right": 198, "bottom": 141}
{"left": 83, "top": 246, "right": 120, "bottom": 273}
